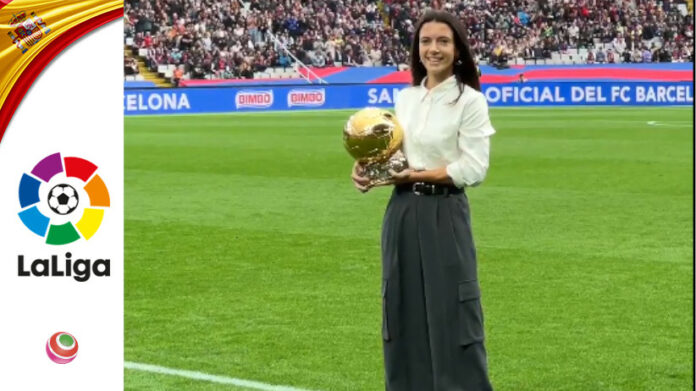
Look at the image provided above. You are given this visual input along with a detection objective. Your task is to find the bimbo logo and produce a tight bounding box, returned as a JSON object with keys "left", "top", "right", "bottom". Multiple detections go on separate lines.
{"left": 287, "top": 89, "right": 326, "bottom": 107}
{"left": 236, "top": 90, "right": 273, "bottom": 109}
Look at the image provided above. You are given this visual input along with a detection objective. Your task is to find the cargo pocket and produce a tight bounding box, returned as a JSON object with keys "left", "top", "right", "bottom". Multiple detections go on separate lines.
{"left": 382, "top": 279, "right": 391, "bottom": 341}
{"left": 458, "top": 280, "right": 484, "bottom": 346}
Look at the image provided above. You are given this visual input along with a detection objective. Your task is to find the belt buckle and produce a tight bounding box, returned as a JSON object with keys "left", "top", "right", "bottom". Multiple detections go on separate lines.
{"left": 412, "top": 182, "right": 424, "bottom": 196}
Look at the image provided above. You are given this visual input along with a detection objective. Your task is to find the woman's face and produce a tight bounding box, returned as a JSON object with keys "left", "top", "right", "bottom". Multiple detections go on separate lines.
{"left": 418, "top": 21, "right": 458, "bottom": 78}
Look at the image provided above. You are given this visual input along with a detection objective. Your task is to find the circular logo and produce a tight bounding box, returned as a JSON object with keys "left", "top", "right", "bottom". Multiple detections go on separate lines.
{"left": 18, "top": 153, "right": 110, "bottom": 245}
{"left": 46, "top": 332, "right": 78, "bottom": 364}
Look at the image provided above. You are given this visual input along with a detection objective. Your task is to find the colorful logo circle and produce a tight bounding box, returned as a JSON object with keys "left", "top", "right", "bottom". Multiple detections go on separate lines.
{"left": 18, "top": 153, "right": 110, "bottom": 245}
{"left": 46, "top": 332, "right": 79, "bottom": 364}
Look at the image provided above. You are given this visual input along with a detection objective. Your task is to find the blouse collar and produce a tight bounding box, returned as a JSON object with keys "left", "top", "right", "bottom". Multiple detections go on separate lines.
{"left": 419, "top": 74, "right": 458, "bottom": 102}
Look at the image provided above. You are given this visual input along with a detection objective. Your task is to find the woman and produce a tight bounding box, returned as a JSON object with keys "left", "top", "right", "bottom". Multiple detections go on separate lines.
{"left": 351, "top": 11, "right": 495, "bottom": 391}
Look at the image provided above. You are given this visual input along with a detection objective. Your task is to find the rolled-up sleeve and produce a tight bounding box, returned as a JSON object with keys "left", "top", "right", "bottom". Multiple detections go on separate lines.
{"left": 446, "top": 93, "right": 496, "bottom": 187}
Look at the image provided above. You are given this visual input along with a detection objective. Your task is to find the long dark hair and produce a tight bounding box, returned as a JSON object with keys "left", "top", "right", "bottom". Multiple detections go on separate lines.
{"left": 409, "top": 10, "right": 480, "bottom": 97}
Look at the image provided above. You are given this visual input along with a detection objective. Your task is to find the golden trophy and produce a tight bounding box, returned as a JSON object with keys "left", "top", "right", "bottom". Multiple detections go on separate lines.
{"left": 343, "top": 107, "right": 408, "bottom": 186}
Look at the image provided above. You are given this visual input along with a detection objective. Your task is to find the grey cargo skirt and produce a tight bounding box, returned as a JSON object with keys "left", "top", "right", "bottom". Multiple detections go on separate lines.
{"left": 381, "top": 187, "right": 492, "bottom": 391}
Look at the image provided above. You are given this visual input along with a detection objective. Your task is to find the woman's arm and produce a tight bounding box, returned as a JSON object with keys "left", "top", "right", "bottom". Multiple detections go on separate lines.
{"left": 444, "top": 129, "right": 492, "bottom": 187}
{"left": 389, "top": 166, "right": 454, "bottom": 185}
{"left": 389, "top": 92, "right": 495, "bottom": 187}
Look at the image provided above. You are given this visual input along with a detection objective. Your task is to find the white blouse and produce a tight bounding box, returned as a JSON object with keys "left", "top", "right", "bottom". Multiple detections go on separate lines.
{"left": 394, "top": 75, "right": 495, "bottom": 188}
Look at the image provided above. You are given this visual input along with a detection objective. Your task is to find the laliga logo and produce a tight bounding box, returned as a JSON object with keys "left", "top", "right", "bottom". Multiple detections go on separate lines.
{"left": 46, "top": 332, "right": 78, "bottom": 364}
{"left": 18, "top": 153, "right": 109, "bottom": 245}
{"left": 236, "top": 90, "right": 273, "bottom": 109}
{"left": 17, "top": 153, "right": 111, "bottom": 282}
{"left": 288, "top": 89, "right": 325, "bottom": 107}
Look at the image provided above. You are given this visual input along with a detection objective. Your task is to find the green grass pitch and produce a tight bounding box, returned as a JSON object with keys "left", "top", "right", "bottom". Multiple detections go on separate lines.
{"left": 125, "top": 107, "right": 693, "bottom": 390}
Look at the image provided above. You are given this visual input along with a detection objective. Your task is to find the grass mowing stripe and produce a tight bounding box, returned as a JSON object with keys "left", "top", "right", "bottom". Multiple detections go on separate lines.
{"left": 124, "top": 166, "right": 690, "bottom": 264}
{"left": 125, "top": 361, "right": 320, "bottom": 391}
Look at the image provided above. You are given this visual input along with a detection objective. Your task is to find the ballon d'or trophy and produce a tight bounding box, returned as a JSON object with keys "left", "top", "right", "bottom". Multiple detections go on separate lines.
{"left": 343, "top": 107, "right": 409, "bottom": 186}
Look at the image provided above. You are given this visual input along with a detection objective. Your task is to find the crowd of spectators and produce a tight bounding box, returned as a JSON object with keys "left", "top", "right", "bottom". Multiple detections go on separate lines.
{"left": 124, "top": 0, "right": 695, "bottom": 80}
{"left": 584, "top": 38, "right": 692, "bottom": 63}
{"left": 455, "top": 0, "right": 694, "bottom": 66}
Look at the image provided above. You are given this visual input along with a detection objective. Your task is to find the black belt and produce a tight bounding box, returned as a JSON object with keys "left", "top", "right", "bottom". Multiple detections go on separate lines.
{"left": 395, "top": 182, "right": 463, "bottom": 196}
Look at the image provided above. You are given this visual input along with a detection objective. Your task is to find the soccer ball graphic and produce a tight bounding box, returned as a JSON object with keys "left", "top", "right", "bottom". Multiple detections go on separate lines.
{"left": 47, "top": 184, "right": 79, "bottom": 215}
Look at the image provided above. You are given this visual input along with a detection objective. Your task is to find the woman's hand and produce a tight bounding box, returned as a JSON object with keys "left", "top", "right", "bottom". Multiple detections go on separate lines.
{"left": 368, "top": 168, "right": 416, "bottom": 188}
{"left": 351, "top": 161, "right": 371, "bottom": 193}
{"left": 385, "top": 168, "right": 415, "bottom": 185}
{"left": 383, "top": 167, "right": 454, "bottom": 186}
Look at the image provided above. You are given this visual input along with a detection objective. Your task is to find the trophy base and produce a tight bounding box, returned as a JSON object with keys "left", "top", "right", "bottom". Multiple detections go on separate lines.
{"left": 364, "top": 150, "right": 408, "bottom": 186}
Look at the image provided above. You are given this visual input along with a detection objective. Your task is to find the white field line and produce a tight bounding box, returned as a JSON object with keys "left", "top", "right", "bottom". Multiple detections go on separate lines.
{"left": 124, "top": 361, "right": 321, "bottom": 391}
{"left": 646, "top": 121, "right": 693, "bottom": 127}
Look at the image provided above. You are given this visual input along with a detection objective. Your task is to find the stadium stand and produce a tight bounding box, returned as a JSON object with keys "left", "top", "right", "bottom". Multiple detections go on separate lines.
{"left": 169, "top": 62, "right": 692, "bottom": 87}
{"left": 124, "top": 0, "right": 694, "bottom": 85}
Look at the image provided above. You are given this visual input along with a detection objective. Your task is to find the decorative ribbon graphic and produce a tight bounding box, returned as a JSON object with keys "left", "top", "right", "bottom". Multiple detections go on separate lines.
{"left": 0, "top": 0, "right": 123, "bottom": 142}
